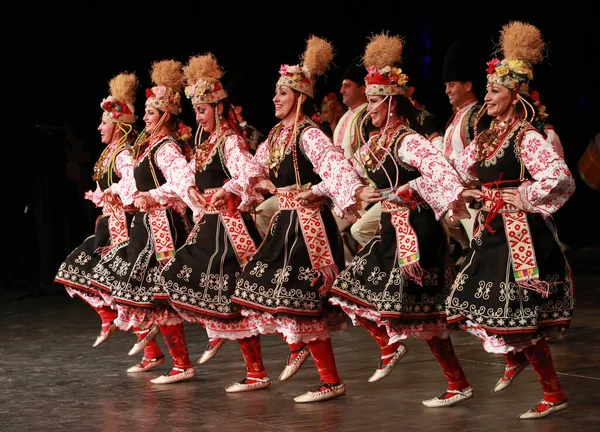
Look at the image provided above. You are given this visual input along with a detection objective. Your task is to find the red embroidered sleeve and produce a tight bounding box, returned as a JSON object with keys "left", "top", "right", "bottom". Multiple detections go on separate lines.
{"left": 111, "top": 150, "right": 136, "bottom": 206}
{"left": 222, "top": 134, "right": 267, "bottom": 210}
{"left": 455, "top": 140, "right": 480, "bottom": 186}
{"left": 398, "top": 133, "right": 469, "bottom": 220}
{"left": 301, "top": 127, "right": 363, "bottom": 221}
{"left": 149, "top": 140, "right": 196, "bottom": 213}
{"left": 518, "top": 130, "right": 575, "bottom": 216}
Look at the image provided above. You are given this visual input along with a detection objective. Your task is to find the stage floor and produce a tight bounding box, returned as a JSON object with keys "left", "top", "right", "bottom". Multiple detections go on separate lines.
{"left": 1, "top": 273, "right": 598, "bottom": 432}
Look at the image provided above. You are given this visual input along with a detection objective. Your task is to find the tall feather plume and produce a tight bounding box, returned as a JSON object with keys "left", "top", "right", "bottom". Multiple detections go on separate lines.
{"left": 364, "top": 32, "right": 404, "bottom": 69}
{"left": 183, "top": 53, "right": 224, "bottom": 85}
{"left": 301, "top": 35, "right": 334, "bottom": 78}
{"left": 150, "top": 59, "right": 184, "bottom": 92}
{"left": 109, "top": 72, "right": 138, "bottom": 106}
{"left": 498, "top": 21, "right": 545, "bottom": 65}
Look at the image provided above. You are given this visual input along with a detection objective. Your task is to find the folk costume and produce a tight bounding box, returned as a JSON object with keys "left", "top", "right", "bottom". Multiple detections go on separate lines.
{"left": 91, "top": 60, "right": 196, "bottom": 383}
{"left": 446, "top": 22, "right": 575, "bottom": 419}
{"left": 231, "top": 36, "right": 365, "bottom": 403}
{"left": 158, "top": 53, "right": 270, "bottom": 392}
{"left": 328, "top": 33, "right": 474, "bottom": 408}
{"left": 55, "top": 73, "right": 138, "bottom": 348}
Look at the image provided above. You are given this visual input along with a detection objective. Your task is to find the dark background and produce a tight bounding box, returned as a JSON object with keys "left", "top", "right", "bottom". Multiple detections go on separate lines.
{"left": 5, "top": 2, "right": 598, "bottom": 294}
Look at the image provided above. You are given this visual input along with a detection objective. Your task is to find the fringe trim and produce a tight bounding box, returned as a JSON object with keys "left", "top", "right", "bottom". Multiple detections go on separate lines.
{"left": 398, "top": 261, "right": 425, "bottom": 286}
{"left": 312, "top": 263, "right": 339, "bottom": 296}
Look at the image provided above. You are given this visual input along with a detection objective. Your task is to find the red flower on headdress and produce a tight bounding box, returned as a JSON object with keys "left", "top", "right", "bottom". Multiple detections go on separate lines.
{"left": 486, "top": 58, "right": 501, "bottom": 74}
{"left": 145, "top": 88, "right": 154, "bottom": 99}
{"left": 530, "top": 90, "right": 541, "bottom": 103}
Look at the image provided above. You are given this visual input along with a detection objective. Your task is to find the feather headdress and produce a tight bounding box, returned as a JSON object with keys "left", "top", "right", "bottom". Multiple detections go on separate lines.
{"left": 183, "top": 53, "right": 227, "bottom": 105}
{"left": 363, "top": 32, "right": 409, "bottom": 96}
{"left": 100, "top": 72, "right": 138, "bottom": 123}
{"left": 486, "top": 21, "right": 545, "bottom": 92}
{"left": 145, "top": 59, "right": 184, "bottom": 114}
{"left": 277, "top": 35, "right": 334, "bottom": 98}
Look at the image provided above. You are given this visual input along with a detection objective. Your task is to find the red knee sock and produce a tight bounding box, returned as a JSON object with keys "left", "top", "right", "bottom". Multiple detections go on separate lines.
{"left": 159, "top": 323, "right": 192, "bottom": 370}
{"left": 522, "top": 339, "right": 565, "bottom": 403}
{"left": 208, "top": 338, "right": 222, "bottom": 348}
{"left": 505, "top": 350, "right": 527, "bottom": 367}
{"left": 307, "top": 338, "right": 340, "bottom": 385}
{"left": 239, "top": 336, "right": 268, "bottom": 382}
{"left": 143, "top": 338, "right": 163, "bottom": 360}
{"left": 427, "top": 337, "right": 469, "bottom": 391}
{"left": 356, "top": 316, "right": 400, "bottom": 365}
{"left": 92, "top": 306, "right": 118, "bottom": 326}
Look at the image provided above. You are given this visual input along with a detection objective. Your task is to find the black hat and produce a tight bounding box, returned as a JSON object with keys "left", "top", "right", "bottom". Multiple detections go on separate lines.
{"left": 342, "top": 55, "right": 366, "bottom": 84}
{"left": 442, "top": 42, "right": 478, "bottom": 83}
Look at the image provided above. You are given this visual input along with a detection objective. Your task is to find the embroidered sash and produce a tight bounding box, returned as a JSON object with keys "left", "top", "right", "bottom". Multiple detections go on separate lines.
{"left": 481, "top": 186, "right": 548, "bottom": 297}
{"left": 277, "top": 188, "right": 337, "bottom": 295}
{"left": 103, "top": 202, "right": 129, "bottom": 245}
{"left": 148, "top": 209, "right": 176, "bottom": 263}
{"left": 381, "top": 199, "right": 424, "bottom": 285}
{"left": 202, "top": 188, "right": 257, "bottom": 266}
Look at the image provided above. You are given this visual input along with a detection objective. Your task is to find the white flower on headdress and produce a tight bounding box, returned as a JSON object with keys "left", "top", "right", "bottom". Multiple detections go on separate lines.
{"left": 155, "top": 86, "right": 167, "bottom": 97}
{"left": 380, "top": 66, "right": 391, "bottom": 75}
{"left": 287, "top": 65, "right": 301, "bottom": 74}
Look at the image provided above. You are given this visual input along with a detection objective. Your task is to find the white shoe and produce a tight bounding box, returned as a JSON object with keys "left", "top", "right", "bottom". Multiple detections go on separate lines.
{"left": 422, "top": 387, "right": 474, "bottom": 408}
{"left": 197, "top": 339, "right": 226, "bottom": 365}
{"left": 126, "top": 356, "right": 166, "bottom": 373}
{"left": 294, "top": 382, "right": 346, "bottom": 403}
{"left": 92, "top": 322, "right": 117, "bottom": 347}
{"left": 367, "top": 344, "right": 408, "bottom": 383}
{"left": 150, "top": 367, "right": 195, "bottom": 384}
{"left": 492, "top": 362, "right": 528, "bottom": 392}
{"left": 128, "top": 325, "right": 160, "bottom": 356}
{"left": 225, "top": 377, "right": 271, "bottom": 393}
{"left": 518, "top": 399, "right": 568, "bottom": 419}
{"left": 278, "top": 346, "right": 310, "bottom": 381}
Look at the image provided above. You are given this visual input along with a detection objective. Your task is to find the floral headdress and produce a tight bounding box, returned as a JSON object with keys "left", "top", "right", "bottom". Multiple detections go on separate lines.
{"left": 321, "top": 92, "right": 342, "bottom": 113}
{"left": 486, "top": 21, "right": 545, "bottom": 93}
{"left": 100, "top": 73, "right": 138, "bottom": 124}
{"left": 183, "top": 53, "right": 228, "bottom": 105}
{"left": 277, "top": 35, "right": 334, "bottom": 98}
{"left": 363, "top": 32, "right": 408, "bottom": 96}
{"left": 145, "top": 60, "right": 184, "bottom": 115}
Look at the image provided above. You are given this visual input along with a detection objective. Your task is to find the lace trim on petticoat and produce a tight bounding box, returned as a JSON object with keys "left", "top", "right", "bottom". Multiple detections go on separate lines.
{"left": 114, "top": 305, "right": 182, "bottom": 331}
{"left": 460, "top": 320, "right": 565, "bottom": 355}
{"left": 65, "top": 287, "right": 107, "bottom": 309}
{"left": 329, "top": 296, "right": 452, "bottom": 343}
{"left": 241, "top": 309, "right": 331, "bottom": 345}
{"left": 174, "top": 307, "right": 260, "bottom": 341}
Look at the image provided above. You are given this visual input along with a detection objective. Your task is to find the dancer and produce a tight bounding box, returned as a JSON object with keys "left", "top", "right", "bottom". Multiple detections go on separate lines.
{"left": 55, "top": 72, "right": 138, "bottom": 347}
{"left": 446, "top": 22, "right": 575, "bottom": 419}
{"left": 329, "top": 32, "right": 474, "bottom": 408}
{"left": 158, "top": 53, "right": 270, "bottom": 392}
{"left": 92, "top": 60, "right": 197, "bottom": 383}
{"left": 231, "top": 36, "right": 367, "bottom": 402}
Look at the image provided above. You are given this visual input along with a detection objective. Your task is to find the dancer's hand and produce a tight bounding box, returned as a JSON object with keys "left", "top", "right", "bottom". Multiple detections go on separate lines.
{"left": 211, "top": 189, "right": 232, "bottom": 208}
{"left": 188, "top": 186, "right": 206, "bottom": 207}
{"left": 255, "top": 178, "right": 277, "bottom": 195}
{"left": 355, "top": 186, "right": 384, "bottom": 203}
{"left": 133, "top": 191, "right": 157, "bottom": 211}
{"left": 501, "top": 189, "right": 525, "bottom": 210}
{"left": 461, "top": 189, "right": 484, "bottom": 203}
{"left": 295, "top": 189, "right": 319, "bottom": 206}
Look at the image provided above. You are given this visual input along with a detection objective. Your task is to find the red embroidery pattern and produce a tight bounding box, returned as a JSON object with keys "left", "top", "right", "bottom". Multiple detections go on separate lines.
{"left": 104, "top": 202, "right": 129, "bottom": 245}
{"left": 148, "top": 209, "right": 176, "bottom": 262}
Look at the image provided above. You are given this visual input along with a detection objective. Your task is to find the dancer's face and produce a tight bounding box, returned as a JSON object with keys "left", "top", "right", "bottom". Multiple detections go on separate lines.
{"left": 485, "top": 84, "right": 516, "bottom": 120}
{"left": 143, "top": 106, "right": 164, "bottom": 134}
{"left": 367, "top": 95, "right": 390, "bottom": 128}
{"left": 273, "top": 85, "right": 296, "bottom": 121}
{"left": 98, "top": 117, "right": 116, "bottom": 145}
{"left": 194, "top": 103, "right": 216, "bottom": 133}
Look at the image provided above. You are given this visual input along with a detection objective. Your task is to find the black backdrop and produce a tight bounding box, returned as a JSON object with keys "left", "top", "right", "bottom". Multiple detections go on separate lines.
{"left": 5, "top": 2, "right": 598, "bottom": 292}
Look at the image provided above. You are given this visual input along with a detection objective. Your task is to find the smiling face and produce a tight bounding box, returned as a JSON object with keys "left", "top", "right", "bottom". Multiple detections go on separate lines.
{"left": 273, "top": 85, "right": 298, "bottom": 123}
{"left": 367, "top": 95, "right": 391, "bottom": 128}
{"left": 340, "top": 79, "right": 365, "bottom": 109}
{"left": 485, "top": 83, "right": 517, "bottom": 121}
{"left": 143, "top": 106, "right": 166, "bottom": 135}
{"left": 98, "top": 117, "right": 117, "bottom": 145}
{"left": 194, "top": 103, "right": 217, "bottom": 133}
{"left": 445, "top": 80, "right": 472, "bottom": 108}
